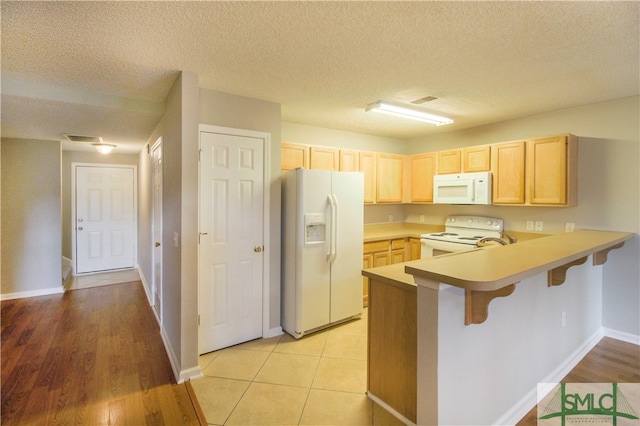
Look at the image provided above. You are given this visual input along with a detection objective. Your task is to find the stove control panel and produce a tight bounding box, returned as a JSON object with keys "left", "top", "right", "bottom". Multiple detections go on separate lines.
{"left": 446, "top": 215, "right": 504, "bottom": 233}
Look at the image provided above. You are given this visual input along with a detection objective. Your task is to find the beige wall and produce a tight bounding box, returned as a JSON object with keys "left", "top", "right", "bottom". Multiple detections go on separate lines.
{"left": 61, "top": 151, "right": 139, "bottom": 260}
{"left": 1, "top": 139, "right": 62, "bottom": 295}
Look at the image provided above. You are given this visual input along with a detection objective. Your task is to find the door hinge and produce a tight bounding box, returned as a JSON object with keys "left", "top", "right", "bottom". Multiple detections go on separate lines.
{"left": 198, "top": 314, "right": 200, "bottom": 326}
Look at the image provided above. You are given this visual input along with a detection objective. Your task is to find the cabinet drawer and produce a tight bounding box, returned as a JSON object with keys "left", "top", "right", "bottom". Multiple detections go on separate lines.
{"left": 364, "top": 240, "right": 390, "bottom": 254}
{"left": 391, "top": 239, "right": 405, "bottom": 250}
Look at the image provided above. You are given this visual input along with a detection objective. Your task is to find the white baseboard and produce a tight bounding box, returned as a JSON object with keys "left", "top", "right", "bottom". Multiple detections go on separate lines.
{"left": 264, "top": 326, "right": 283, "bottom": 339}
{"left": 158, "top": 323, "right": 203, "bottom": 384}
{"left": 604, "top": 327, "right": 640, "bottom": 345}
{"left": 1, "top": 286, "right": 65, "bottom": 301}
{"left": 492, "top": 328, "right": 604, "bottom": 426}
{"left": 179, "top": 366, "right": 203, "bottom": 383}
{"left": 159, "top": 325, "right": 181, "bottom": 383}
{"left": 136, "top": 265, "right": 152, "bottom": 305}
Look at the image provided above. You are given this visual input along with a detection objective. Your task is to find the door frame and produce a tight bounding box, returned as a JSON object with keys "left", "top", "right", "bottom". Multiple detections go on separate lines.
{"left": 197, "top": 124, "right": 272, "bottom": 339}
{"left": 151, "top": 137, "right": 163, "bottom": 324}
{"left": 71, "top": 162, "right": 138, "bottom": 275}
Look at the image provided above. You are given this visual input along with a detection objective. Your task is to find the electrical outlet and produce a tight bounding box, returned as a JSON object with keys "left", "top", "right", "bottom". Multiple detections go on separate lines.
{"left": 535, "top": 221, "right": 544, "bottom": 232}
{"left": 526, "top": 220, "right": 534, "bottom": 231}
{"left": 565, "top": 222, "right": 575, "bottom": 232}
{"left": 561, "top": 311, "right": 567, "bottom": 328}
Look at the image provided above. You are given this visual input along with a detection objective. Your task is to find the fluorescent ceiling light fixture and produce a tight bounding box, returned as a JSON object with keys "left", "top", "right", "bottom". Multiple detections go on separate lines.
{"left": 92, "top": 143, "right": 116, "bottom": 154}
{"left": 366, "top": 101, "right": 453, "bottom": 126}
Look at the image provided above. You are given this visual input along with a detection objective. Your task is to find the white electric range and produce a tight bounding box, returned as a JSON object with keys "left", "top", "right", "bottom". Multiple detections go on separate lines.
{"left": 420, "top": 215, "right": 504, "bottom": 258}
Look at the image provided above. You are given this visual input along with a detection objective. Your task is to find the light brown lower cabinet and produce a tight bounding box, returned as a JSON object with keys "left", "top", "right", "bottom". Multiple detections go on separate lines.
{"left": 367, "top": 278, "right": 417, "bottom": 423}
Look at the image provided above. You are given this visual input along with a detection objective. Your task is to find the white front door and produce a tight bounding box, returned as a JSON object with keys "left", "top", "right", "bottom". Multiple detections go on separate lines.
{"left": 75, "top": 165, "right": 135, "bottom": 274}
{"left": 198, "top": 130, "right": 265, "bottom": 354}
{"left": 151, "top": 140, "right": 163, "bottom": 322}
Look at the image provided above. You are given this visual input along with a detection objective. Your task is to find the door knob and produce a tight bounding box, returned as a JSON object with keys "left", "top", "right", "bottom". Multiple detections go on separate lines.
{"left": 155, "top": 242, "right": 161, "bottom": 247}
{"left": 254, "top": 246, "right": 263, "bottom": 253}
{"left": 77, "top": 227, "right": 83, "bottom": 231}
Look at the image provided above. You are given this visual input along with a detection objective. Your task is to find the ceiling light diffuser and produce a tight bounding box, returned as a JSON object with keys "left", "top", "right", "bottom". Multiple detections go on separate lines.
{"left": 366, "top": 101, "right": 453, "bottom": 126}
{"left": 92, "top": 143, "right": 116, "bottom": 154}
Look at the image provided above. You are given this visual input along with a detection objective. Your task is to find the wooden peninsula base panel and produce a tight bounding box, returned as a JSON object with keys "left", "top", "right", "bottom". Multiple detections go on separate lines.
{"left": 365, "top": 263, "right": 421, "bottom": 424}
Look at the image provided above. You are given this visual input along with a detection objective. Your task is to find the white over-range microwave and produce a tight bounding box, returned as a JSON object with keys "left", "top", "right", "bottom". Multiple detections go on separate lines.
{"left": 433, "top": 171, "right": 492, "bottom": 205}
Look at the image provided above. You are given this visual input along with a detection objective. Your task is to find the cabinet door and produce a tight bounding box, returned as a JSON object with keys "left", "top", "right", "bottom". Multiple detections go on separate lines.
{"left": 437, "top": 149, "right": 461, "bottom": 174}
{"left": 339, "top": 149, "right": 359, "bottom": 171}
{"left": 492, "top": 141, "right": 526, "bottom": 204}
{"left": 359, "top": 151, "right": 376, "bottom": 204}
{"left": 528, "top": 135, "right": 569, "bottom": 205}
{"left": 310, "top": 146, "right": 339, "bottom": 170}
{"left": 409, "top": 238, "right": 421, "bottom": 260}
{"left": 372, "top": 251, "right": 391, "bottom": 267}
{"left": 410, "top": 153, "right": 436, "bottom": 202}
{"left": 363, "top": 253, "right": 373, "bottom": 307}
{"left": 376, "top": 153, "right": 404, "bottom": 203}
{"left": 281, "top": 143, "right": 308, "bottom": 171}
{"left": 463, "top": 145, "right": 491, "bottom": 172}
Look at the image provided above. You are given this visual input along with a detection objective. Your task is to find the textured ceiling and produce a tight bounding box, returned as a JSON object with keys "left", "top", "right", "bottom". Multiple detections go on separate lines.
{"left": 2, "top": 1, "right": 638, "bottom": 154}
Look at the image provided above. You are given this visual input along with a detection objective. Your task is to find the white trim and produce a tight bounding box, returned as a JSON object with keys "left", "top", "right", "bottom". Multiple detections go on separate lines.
{"left": 160, "top": 324, "right": 181, "bottom": 382}
{"left": 264, "top": 326, "right": 284, "bottom": 339}
{"left": 492, "top": 328, "right": 604, "bottom": 426}
{"left": 1, "top": 286, "right": 65, "bottom": 301}
{"left": 159, "top": 323, "right": 203, "bottom": 383}
{"left": 197, "top": 124, "right": 273, "bottom": 341}
{"left": 71, "top": 162, "right": 138, "bottom": 275}
{"left": 604, "top": 327, "right": 640, "bottom": 345}
{"left": 367, "top": 392, "right": 416, "bottom": 426}
{"left": 137, "top": 265, "right": 152, "bottom": 305}
{"left": 178, "top": 367, "right": 203, "bottom": 384}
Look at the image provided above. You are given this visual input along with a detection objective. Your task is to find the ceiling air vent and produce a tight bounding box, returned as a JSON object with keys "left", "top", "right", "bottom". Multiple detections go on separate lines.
{"left": 411, "top": 96, "right": 438, "bottom": 105}
{"left": 62, "top": 134, "right": 103, "bottom": 143}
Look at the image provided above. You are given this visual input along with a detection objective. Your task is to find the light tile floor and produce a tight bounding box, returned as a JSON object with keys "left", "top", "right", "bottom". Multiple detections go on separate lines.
{"left": 192, "top": 310, "right": 405, "bottom": 426}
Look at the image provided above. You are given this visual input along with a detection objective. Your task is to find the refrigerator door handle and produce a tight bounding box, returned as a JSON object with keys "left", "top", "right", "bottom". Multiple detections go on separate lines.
{"left": 327, "top": 194, "right": 338, "bottom": 263}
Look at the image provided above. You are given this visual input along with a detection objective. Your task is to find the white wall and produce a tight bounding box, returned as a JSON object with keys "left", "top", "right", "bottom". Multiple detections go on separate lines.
{"left": 418, "top": 259, "right": 604, "bottom": 425}
{"left": 1, "top": 139, "right": 62, "bottom": 296}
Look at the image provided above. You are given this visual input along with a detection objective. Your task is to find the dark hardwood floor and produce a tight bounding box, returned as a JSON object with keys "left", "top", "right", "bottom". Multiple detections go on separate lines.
{"left": 1, "top": 281, "right": 204, "bottom": 425}
{"left": 516, "top": 336, "right": 640, "bottom": 425}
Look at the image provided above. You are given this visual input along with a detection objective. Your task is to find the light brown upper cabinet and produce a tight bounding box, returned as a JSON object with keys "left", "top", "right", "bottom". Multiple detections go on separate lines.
{"left": 359, "top": 151, "right": 376, "bottom": 204}
{"left": 376, "top": 153, "right": 404, "bottom": 203}
{"left": 309, "top": 146, "right": 339, "bottom": 170}
{"left": 491, "top": 141, "right": 526, "bottom": 204}
{"left": 437, "top": 149, "right": 462, "bottom": 174}
{"left": 462, "top": 145, "right": 491, "bottom": 172}
{"left": 528, "top": 134, "right": 577, "bottom": 206}
{"left": 410, "top": 153, "right": 437, "bottom": 202}
{"left": 339, "top": 149, "right": 359, "bottom": 172}
{"left": 281, "top": 142, "right": 309, "bottom": 171}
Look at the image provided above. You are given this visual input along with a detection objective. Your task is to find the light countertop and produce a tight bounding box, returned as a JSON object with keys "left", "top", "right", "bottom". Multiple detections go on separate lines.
{"left": 406, "top": 229, "right": 634, "bottom": 291}
{"left": 363, "top": 229, "right": 635, "bottom": 292}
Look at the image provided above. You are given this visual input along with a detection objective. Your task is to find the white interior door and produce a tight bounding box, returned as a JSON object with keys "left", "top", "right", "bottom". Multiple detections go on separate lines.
{"left": 199, "top": 130, "right": 264, "bottom": 354}
{"left": 75, "top": 165, "right": 135, "bottom": 274}
{"left": 151, "top": 140, "right": 163, "bottom": 321}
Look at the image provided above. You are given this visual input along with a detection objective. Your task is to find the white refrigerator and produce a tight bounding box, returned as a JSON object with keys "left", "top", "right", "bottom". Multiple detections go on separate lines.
{"left": 282, "top": 168, "right": 364, "bottom": 338}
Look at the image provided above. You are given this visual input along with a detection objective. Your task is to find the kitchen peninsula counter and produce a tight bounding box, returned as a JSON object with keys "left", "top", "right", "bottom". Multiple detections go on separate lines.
{"left": 406, "top": 229, "right": 634, "bottom": 292}
{"left": 362, "top": 229, "right": 635, "bottom": 425}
